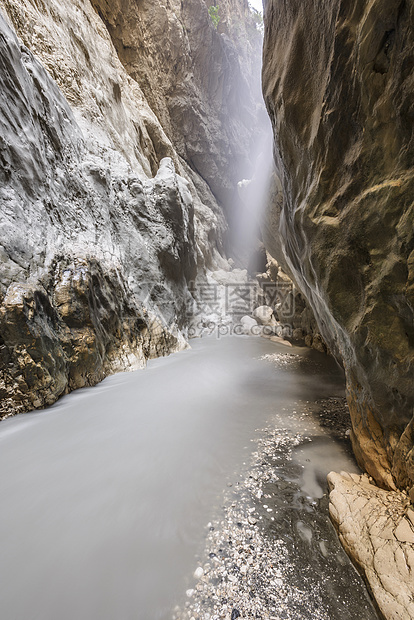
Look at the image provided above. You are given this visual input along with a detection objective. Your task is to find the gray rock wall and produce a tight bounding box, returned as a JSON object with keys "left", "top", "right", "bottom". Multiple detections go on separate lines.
{"left": 89, "top": 0, "right": 264, "bottom": 210}
{"left": 0, "top": 13, "right": 195, "bottom": 415}
{"left": 0, "top": 0, "right": 263, "bottom": 416}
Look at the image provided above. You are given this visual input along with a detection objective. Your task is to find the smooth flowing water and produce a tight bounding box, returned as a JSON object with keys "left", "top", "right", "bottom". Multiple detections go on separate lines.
{"left": 0, "top": 337, "right": 378, "bottom": 619}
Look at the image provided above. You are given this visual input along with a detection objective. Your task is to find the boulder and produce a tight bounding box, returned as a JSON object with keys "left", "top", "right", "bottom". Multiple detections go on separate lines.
{"left": 328, "top": 471, "right": 414, "bottom": 619}
{"left": 253, "top": 305, "right": 276, "bottom": 327}
{"left": 240, "top": 315, "right": 259, "bottom": 335}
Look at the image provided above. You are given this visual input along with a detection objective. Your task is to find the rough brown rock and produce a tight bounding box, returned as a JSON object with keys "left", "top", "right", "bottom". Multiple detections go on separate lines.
{"left": 257, "top": 254, "right": 327, "bottom": 347}
{"left": 263, "top": 0, "right": 414, "bottom": 491}
{"left": 0, "top": 258, "right": 186, "bottom": 418}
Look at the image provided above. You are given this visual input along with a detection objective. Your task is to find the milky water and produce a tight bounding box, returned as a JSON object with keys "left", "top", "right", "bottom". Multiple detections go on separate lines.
{"left": 0, "top": 337, "right": 377, "bottom": 619}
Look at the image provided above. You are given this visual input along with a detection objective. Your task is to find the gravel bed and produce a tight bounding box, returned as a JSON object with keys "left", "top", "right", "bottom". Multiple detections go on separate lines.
{"left": 173, "top": 352, "right": 378, "bottom": 620}
{"left": 173, "top": 429, "right": 333, "bottom": 620}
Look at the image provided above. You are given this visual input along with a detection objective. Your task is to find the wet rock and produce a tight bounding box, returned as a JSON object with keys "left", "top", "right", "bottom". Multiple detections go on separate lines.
{"left": 311, "top": 334, "right": 327, "bottom": 355}
{"left": 176, "top": 400, "right": 377, "bottom": 620}
{"left": 262, "top": 0, "right": 414, "bottom": 491}
{"left": 257, "top": 254, "right": 325, "bottom": 349}
{"left": 269, "top": 335, "right": 292, "bottom": 348}
{"left": 0, "top": 7, "right": 199, "bottom": 416}
{"left": 292, "top": 328, "right": 304, "bottom": 341}
{"left": 0, "top": 258, "right": 179, "bottom": 416}
{"left": 248, "top": 516, "right": 257, "bottom": 525}
{"left": 0, "top": 0, "right": 264, "bottom": 415}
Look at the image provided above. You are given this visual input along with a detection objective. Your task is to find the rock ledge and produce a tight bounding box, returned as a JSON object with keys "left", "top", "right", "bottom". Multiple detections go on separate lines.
{"left": 328, "top": 471, "right": 414, "bottom": 620}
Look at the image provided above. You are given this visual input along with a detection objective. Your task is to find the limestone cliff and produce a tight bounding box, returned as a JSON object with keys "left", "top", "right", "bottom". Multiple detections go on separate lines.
{"left": 0, "top": 0, "right": 263, "bottom": 416}
{"left": 89, "top": 0, "right": 264, "bottom": 214}
{"left": 263, "top": 0, "right": 414, "bottom": 494}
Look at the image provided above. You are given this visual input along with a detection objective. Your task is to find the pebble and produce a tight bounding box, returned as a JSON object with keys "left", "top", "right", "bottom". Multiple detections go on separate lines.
{"left": 174, "top": 424, "right": 332, "bottom": 620}
{"left": 248, "top": 516, "right": 257, "bottom": 525}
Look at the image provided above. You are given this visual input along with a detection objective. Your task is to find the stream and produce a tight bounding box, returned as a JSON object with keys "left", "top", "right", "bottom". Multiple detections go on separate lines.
{"left": 0, "top": 336, "right": 379, "bottom": 619}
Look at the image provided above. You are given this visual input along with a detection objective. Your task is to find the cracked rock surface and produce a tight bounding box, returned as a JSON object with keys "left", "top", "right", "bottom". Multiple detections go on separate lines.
{"left": 329, "top": 471, "right": 414, "bottom": 620}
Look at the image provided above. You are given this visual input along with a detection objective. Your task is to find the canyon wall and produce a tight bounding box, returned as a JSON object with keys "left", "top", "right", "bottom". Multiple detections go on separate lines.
{"left": 0, "top": 0, "right": 263, "bottom": 417}
{"left": 89, "top": 0, "right": 264, "bottom": 216}
{"left": 262, "top": 0, "right": 414, "bottom": 493}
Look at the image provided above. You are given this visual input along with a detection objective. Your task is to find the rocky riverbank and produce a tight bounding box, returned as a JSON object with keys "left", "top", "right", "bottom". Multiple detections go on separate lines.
{"left": 174, "top": 351, "right": 378, "bottom": 620}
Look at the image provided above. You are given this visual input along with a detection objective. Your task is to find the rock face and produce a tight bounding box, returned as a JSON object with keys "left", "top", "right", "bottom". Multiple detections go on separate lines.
{"left": 258, "top": 254, "right": 328, "bottom": 350}
{"left": 262, "top": 0, "right": 414, "bottom": 493}
{"left": 328, "top": 471, "right": 414, "bottom": 620}
{"left": 0, "top": 0, "right": 263, "bottom": 416}
{"left": 89, "top": 0, "right": 264, "bottom": 214}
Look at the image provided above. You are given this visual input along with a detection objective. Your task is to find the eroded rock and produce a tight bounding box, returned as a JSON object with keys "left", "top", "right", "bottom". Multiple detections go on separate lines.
{"left": 0, "top": 258, "right": 182, "bottom": 417}
{"left": 263, "top": 0, "right": 414, "bottom": 490}
{"left": 88, "top": 0, "right": 265, "bottom": 214}
{"left": 252, "top": 304, "right": 276, "bottom": 327}
{"left": 328, "top": 471, "right": 414, "bottom": 619}
{"left": 0, "top": 0, "right": 264, "bottom": 415}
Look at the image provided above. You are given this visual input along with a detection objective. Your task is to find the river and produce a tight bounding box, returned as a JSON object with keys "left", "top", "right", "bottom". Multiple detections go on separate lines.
{"left": 0, "top": 336, "right": 378, "bottom": 619}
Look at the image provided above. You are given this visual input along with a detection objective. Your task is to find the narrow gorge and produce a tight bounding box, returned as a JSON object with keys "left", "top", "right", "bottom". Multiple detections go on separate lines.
{"left": 0, "top": 1, "right": 413, "bottom": 619}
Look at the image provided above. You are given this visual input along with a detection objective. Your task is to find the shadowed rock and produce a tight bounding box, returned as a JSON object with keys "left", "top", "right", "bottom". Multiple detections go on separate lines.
{"left": 263, "top": 0, "right": 414, "bottom": 493}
